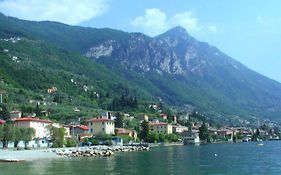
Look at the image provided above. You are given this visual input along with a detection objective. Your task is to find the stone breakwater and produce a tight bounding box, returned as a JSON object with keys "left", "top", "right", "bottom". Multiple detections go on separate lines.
{"left": 50, "top": 145, "right": 149, "bottom": 157}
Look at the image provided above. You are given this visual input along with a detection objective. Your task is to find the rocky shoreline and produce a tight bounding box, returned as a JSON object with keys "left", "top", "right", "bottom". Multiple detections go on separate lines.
{"left": 50, "top": 145, "right": 150, "bottom": 158}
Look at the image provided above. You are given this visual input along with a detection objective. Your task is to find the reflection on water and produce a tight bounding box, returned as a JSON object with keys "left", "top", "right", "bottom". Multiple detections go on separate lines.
{"left": 1, "top": 142, "right": 281, "bottom": 175}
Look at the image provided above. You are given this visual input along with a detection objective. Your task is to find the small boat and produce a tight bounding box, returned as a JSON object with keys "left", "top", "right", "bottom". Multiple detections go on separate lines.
{"left": 0, "top": 158, "right": 25, "bottom": 163}
{"left": 257, "top": 143, "right": 264, "bottom": 146}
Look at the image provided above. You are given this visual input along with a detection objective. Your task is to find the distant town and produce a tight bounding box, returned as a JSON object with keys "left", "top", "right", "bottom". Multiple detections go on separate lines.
{"left": 0, "top": 103, "right": 280, "bottom": 149}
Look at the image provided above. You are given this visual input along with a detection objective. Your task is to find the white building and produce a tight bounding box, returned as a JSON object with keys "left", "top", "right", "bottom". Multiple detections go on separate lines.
{"left": 173, "top": 125, "right": 189, "bottom": 134}
{"left": 13, "top": 117, "right": 53, "bottom": 147}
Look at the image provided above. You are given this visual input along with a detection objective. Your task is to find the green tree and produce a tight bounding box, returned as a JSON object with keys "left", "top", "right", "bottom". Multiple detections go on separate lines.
{"left": 3, "top": 124, "right": 16, "bottom": 148}
{"left": 158, "top": 133, "right": 166, "bottom": 142}
{"left": 66, "top": 138, "right": 77, "bottom": 147}
{"left": 0, "top": 125, "right": 4, "bottom": 143}
{"left": 139, "top": 120, "right": 149, "bottom": 142}
{"left": 22, "top": 127, "right": 35, "bottom": 148}
{"left": 199, "top": 122, "right": 209, "bottom": 141}
{"left": 132, "top": 97, "right": 138, "bottom": 108}
{"left": 34, "top": 102, "right": 42, "bottom": 117}
{"left": 148, "top": 132, "right": 159, "bottom": 143}
{"left": 166, "top": 133, "right": 179, "bottom": 142}
{"left": 115, "top": 112, "right": 124, "bottom": 128}
{"left": 14, "top": 127, "right": 24, "bottom": 148}
{"left": 252, "top": 128, "right": 261, "bottom": 141}
{"left": 0, "top": 104, "right": 11, "bottom": 122}
{"left": 49, "top": 126, "right": 65, "bottom": 148}
{"left": 256, "top": 128, "right": 260, "bottom": 136}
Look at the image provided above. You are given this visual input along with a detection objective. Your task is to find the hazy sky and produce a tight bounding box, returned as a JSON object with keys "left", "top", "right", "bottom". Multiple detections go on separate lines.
{"left": 0, "top": 0, "right": 280, "bottom": 82}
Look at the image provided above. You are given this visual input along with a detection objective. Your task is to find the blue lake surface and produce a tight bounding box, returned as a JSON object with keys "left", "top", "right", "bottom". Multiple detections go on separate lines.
{"left": 1, "top": 141, "right": 281, "bottom": 175}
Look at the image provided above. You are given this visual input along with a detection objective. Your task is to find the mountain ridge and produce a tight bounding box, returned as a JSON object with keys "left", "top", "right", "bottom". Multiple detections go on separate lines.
{"left": 1, "top": 13, "right": 281, "bottom": 122}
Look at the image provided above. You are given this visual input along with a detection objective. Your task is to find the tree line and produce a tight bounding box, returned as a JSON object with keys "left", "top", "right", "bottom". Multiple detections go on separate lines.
{"left": 109, "top": 94, "right": 138, "bottom": 111}
{"left": 0, "top": 104, "right": 35, "bottom": 148}
{"left": 0, "top": 124, "right": 35, "bottom": 148}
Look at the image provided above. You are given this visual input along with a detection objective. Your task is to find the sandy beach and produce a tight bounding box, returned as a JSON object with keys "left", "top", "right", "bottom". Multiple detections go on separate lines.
{"left": 0, "top": 149, "right": 61, "bottom": 162}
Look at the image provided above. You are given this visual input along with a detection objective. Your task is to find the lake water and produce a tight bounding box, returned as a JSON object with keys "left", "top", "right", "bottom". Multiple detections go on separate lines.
{"left": 1, "top": 141, "right": 281, "bottom": 175}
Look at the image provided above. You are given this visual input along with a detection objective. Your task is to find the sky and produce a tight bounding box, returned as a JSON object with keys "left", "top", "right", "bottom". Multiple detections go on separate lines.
{"left": 0, "top": 0, "right": 281, "bottom": 82}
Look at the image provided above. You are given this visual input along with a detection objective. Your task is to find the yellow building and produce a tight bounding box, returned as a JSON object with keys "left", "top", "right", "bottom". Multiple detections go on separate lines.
{"left": 87, "top": 118, "right": 115, "bottom": 135}
{"left": 149, "top": 122, "right": 173, "bottom": 134}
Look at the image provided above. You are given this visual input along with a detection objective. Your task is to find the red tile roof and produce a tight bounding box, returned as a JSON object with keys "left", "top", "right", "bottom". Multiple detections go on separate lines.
{"left": 64, "top": 125, "right": 89, "bottom": 130}
{"left": 0, "top": 119, "right": 5, "bottom": 125}
{"left": 149, "top": 122, "right": 169, "bottom": 126}
{"left": 77, "top": 125, "right": 89, "bottom": 130}
{"left": 13, "top": 117, "right": 53, "bottom": 124}
{"left": 87, "top": 118, "right": 114, "bottom": 122}
{"left": 115, "top": 128, "right": 132, "bottom": 134}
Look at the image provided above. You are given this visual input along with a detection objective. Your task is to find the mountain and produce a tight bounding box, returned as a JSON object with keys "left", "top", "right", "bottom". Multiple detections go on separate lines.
{"left": 84, "top": 26, "right": 281, "bottom": 120}
{"left": 1, "top": 13, "right": 281, "bottom": 123}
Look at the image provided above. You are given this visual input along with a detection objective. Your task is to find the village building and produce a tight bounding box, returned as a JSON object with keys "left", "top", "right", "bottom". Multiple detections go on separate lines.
{"left": 182, "top": 131, "right": 200, "bottom": 145}
{"left": 149, "top": 122, "right": 173, "bottom": 134}
{"left": 172, "top": 125, "right": 189, "bottom": 134}
{"left": 216, "top": 129, "right": 235, "bottom": 141}
{"left": 115, "top": 128, "right": 138, "bottom": 140}
{"left": 47, "top": 86, "right": 57, "bottom": 94}
{"left": 13, "top": 117, "right": 54, "bottom": 147}
{"left": 87, "top": 118, "right": 115, "bottom": 135}
{"left": 100, "top": 111, "right": 113, "bottom": 119}
{"left": 68, "top": 125, "right": 89, "bottom": 139}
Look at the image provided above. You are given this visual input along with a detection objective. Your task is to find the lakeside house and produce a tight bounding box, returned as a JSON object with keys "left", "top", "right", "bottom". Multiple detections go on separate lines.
{"left": 68, "top": 125, "right": 89, "bottom": 139}
{"left": 115, "top": 128, "right": 138, "bottom": 140}
{"left": 182, "top": 131, "right": 200, "bottom": 145}
{"left": 13, "top": 117, "right": 54, "bottom": 147}
{"left": 149, "top": 122, "right": 173, "bottom": 134}
{"left": 87, "top": 118, "right": 115, "bottom": 135}
{"left": 172, "top": 125, "right": 189, "bottom": 134}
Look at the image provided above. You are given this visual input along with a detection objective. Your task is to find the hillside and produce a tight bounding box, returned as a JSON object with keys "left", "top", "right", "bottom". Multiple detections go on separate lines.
{"left": 1, "top": 13, "right": 281, "bottom": 123}
{"left": 0, "top": 37, "right": 155, "bottom": 121}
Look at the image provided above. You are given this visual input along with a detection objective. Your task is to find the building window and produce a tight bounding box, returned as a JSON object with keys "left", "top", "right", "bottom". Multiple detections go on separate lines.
{"left": 102, "top": 122, "right": 104, "bottom": 125}
{"left": 91, "top": 128, "right": 93, "bottom": 133}
{"left": 102, "top": 128, "right": 105, "bottom": 132}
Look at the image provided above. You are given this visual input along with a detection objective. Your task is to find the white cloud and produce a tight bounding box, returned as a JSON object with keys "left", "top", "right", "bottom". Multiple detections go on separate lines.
{"left": 131, "top": 8, "right": 168, "bottom": 36}
{"left": 0, "top": 0, "right": 109, "bottom": 25}
{"left": 172, "top": 11, "right": 200, "bottom": 32}
{"left": 131, "top": 8, "right": 217, "bottom": 36}
{"left": 207, "top": 25, "right": 217, "bottom": 33}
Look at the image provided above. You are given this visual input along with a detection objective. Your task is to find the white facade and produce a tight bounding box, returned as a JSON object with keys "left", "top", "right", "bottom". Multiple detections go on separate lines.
{"left": 173, "top": 125, "right": 189, "bottom": 134}
{"left": 14, "top": 117, "right": 53, "bottom": 139}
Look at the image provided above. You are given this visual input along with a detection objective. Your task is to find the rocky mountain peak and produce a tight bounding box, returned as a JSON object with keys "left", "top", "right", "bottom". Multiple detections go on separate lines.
{"left": 156, "top": 26, "right": 191, "bottom": 40}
